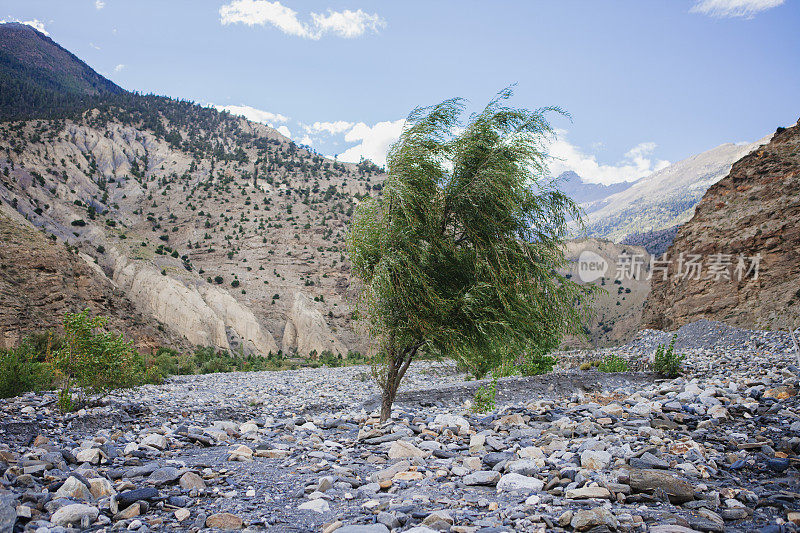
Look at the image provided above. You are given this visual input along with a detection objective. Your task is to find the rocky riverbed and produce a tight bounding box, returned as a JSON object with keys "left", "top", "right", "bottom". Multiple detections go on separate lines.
{"left": 1, "top": 320, "right": 798, "bottom": 533}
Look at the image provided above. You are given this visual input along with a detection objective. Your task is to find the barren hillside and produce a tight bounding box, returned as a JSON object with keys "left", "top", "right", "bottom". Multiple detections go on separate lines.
{"left": 0, "top": 102, "right": 384, "bottom": 356}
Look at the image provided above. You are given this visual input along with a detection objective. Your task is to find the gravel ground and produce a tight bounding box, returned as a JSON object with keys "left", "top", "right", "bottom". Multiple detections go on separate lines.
{"left": 1, "top": 320, "right": 798, "bottom": 533}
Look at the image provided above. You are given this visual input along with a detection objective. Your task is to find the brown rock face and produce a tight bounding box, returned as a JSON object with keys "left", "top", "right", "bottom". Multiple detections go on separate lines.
{"left": 0, "top": 209, "right": 180, "bottom": 351}
{"left": 643, "top": 119, "right": 800, "bottom": 331}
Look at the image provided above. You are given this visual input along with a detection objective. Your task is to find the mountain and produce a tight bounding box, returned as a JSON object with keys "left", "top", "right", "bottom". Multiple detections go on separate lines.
{"left": 560, "top": 238, "right": 651, "bottom": 348}
{"left": 643, "top": 119, "right": 800, "bottom": 331}
{"left": 579, "top": 137, "right": 770, "bottom": 242}
{"left": 0, "top": 23, "right": 124, "bottom": 120}
{"left": 556, "top": 171, "right": 633, "bottom": 205}
{"left": 0, "top": 24, "right": 384, "bottom": 356}
{"left": 620, "top": 225, "right": 679, "bottom": 256}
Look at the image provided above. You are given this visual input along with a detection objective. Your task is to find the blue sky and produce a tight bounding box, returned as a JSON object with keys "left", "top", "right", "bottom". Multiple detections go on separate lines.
{"left": 2, "top": 0, "right": 798, "bottom": 183}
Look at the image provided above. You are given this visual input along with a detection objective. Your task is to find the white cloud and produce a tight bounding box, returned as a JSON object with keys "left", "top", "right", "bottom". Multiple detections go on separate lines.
{"left": 305, "top": 120, "right": 355, "bottom": 135}
{"left": 546, "top": 129, "right": 670, "bottom": 185}
{"left": 0, "top": 18, "right": 48, "bottom": 35}
{"left": 310, "top": 9, "right": 384, "bottom": 39}
{"left": 213, "top": 104, "right": 289, "bottom": 126}
{"left": 299, "top": 134, "right": 313, "bottom": 146}
{"left": 337, "top": 119, "right": 405, "bottom": 167}
{"left": 690, "top": 0, "right": 784, "bottom": 18}
{"left": 89, "top": 42, "right": 101, "bottom": 50}
{"left": 219, "top": 0, "right": 385, "bottom": 39}
{"left": 95, "top": 0, "right": 105, "bottom": 9}
{"left": 113, "top": 63, "right": 125, "bottom": 72}
{"left": 277, "top": 125, "right": 291, "bottom": 138}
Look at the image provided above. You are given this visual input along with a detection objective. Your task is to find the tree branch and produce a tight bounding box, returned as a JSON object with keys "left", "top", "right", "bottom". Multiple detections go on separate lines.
{"left": 396, "top": 342, "right": 421, "bottom": 384}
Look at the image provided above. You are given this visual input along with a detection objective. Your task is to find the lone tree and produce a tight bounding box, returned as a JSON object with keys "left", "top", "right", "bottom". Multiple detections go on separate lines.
{"left": 347, "top": 89, "right": 592, "bottom": 421}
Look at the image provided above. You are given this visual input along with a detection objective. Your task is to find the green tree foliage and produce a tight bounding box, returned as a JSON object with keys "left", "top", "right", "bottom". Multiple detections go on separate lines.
{"left": 347, "top": 89, "right": 592, "bottom": 421}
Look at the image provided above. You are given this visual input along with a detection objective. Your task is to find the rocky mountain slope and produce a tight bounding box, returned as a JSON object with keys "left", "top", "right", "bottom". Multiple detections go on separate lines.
{"left": 643, "top": 119, "right": 800, "bottom": 331}
{"left": 0, "top": 106, "right": 382, "bottom": 357}
{"left": 0, "top": 204, "right": 181, "bottom": 352}
{"left": 561, "top": 238, "right": 651, "bottom": 348}
{"left": 0, "top": 25, "right": 385, "bottom": 357}
{"left": 580, "top": 137, "right": 770, "bottom": 242}
{"left": 620, "top": 225, "right": 679, "bottom": 256}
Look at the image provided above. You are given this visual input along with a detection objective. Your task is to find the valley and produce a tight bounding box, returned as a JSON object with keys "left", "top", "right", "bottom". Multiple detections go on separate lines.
{"left": 0, "top": 10, "right": 798, "bottom": 533}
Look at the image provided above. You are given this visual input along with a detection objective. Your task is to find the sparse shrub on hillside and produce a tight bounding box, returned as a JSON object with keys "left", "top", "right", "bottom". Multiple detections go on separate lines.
{"left": 597, "top": 354, "right": 629, "bottom": 373}
{"left": 652, "top": 334, "right": 683, "bottom": 378}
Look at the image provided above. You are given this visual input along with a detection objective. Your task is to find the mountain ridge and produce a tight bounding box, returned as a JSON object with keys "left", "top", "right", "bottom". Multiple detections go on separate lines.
{"left": 577, "top": 138, "right": 770, "bottom": 242}
{"left": 0, "top": 22, "right": 124, "bottom": 121}
{"left": 556, "top": 171, "right": 633, "bottom": 204}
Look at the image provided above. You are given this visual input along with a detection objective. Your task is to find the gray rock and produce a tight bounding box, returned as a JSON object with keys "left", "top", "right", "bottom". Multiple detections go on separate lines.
{"left": 112, "top": 487, "right": 161, "bottom": 513}
{"left": 336, "top": 525, "right": 391, "bottom": 533}
{"left": 0, "top": 500, "right": 16, "bottom": 533}
{"left": 50, "top": 503, "right": 99, "bottom": 527}
{"left": 376, "top": 511, "right": 401, "bottom": 529}
{"left": 629, "top": 451, "right": 669, "bottom": 469}
{"left": 580, "top": 449, "right": 612, "bottom": 470}
{"left": 570, "top": 507, "right": 618, "bottom": 531}
{"left": 623, "top": 468, "right": 695, "bottom": 503}
{"left": 463, "top": 470, "right": 501, "bottom": 486}
{"left": 148, "top": 467, "right": 182, "bottom": 486}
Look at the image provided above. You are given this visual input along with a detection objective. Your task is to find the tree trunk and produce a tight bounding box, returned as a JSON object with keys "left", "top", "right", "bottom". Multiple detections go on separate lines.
{"left": 380, "top": 361, "right": 399, "bottom": 422}
{"left": 380, "top": 384, "right": 397, "bottom": 422}
{"left": 378, "top": 344, "right": 419, "bottom": 422}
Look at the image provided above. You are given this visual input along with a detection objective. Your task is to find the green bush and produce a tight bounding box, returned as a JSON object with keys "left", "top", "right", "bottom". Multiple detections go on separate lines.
{"left": 597, "top": 354, "right": 629, "bottom": 373}
{"left": 53, "top": 310, "right": 143, "bottom": 410}
{"left": 141, "top": 347, "right": 182, "bottom": 382}
{"left": 653, "top": 335, "right": 683, "bottom": 378}
{"left": 0, "top": 339, "right": 54, "bottom": 399}
{"left": 519, "top": 353, "right": 557, "bottom": 376}
{"left": 471, "top": 376, "right": 498, "bottom": 413}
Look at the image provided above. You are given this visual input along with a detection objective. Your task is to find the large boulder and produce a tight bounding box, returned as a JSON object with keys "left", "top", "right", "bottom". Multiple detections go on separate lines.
{"left": 622, "top": 468, "right": 695, "bottom": 504}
